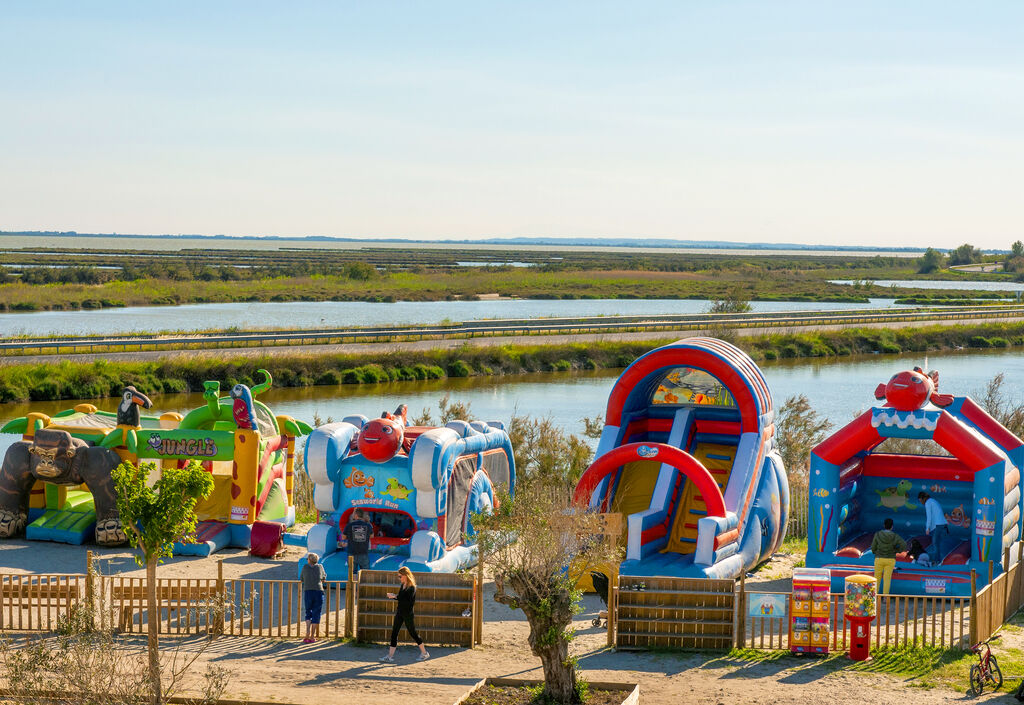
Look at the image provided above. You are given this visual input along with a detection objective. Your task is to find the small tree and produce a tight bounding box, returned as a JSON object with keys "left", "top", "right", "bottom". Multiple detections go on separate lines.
{"left": 948, "top": 243, "right": 982, "bottom": 266}
{"left": 708, "top": 286, "right": 753, "bottom": 314}
{"left": 111, "top": 461, "right": 214, "bottom": 705}
{"left": 917, "top": 247, "right": 945, "bottom": 274}
{"left": 475, "top": 477, "right": 620, "bottom": 704}
{"left": 775, "top": 394, "right": 833, "bottom": 474}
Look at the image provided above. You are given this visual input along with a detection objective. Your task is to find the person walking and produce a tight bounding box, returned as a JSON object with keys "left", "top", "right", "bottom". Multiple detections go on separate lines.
{"left": 342, "top": 508, "right": 374, "bottom": 576}
{"left": 919, "top": 491, "right": 950, "bottom": 563}
{"left": 870, "top": 517, "right": 907, "bottom": 594}
{"left": 301, "top": 552, "right": 327, "bottom": 643}
{"left": 379, "top": 566, "right": 429, "bottom": 663}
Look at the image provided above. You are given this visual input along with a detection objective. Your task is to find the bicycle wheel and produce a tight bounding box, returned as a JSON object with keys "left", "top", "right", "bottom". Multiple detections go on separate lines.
{"left": 988, "top": 656, "right": 1003, "bottom": 689}
{"left": 970, "top": 664, "right": 984, "bottom": 695}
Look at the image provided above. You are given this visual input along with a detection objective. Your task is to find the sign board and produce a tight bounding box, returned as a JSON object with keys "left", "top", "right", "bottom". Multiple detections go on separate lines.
{"left": 748, "top": 592, "right": 788, "bottom": 618}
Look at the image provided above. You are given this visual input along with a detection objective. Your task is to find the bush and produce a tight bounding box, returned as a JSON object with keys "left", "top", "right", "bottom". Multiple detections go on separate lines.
{"left": 447, "top": 359, "right": 473, "bottom": 377}
{"left": 990, "top": 337, "right": 1011, "bottom": 348}
{"left": 970, "top": 336, "right": 993, "bottom": 349}
{"left": 316, "top": 370, "right": 341, "bottom": 385}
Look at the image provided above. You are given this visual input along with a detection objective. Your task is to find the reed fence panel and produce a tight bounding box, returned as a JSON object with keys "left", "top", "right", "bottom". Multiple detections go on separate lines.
{"left": 616, "top": 575, "right": 735, "bottom": 650}
{"left": 355, "top": 570, "right": 477, "bottom": 648}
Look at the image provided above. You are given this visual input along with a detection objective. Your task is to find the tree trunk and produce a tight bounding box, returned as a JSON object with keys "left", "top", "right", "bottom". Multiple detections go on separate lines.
{"left": 146, "top": 557, "right": 162, "bottom": 705}
{"left": 537, "top": 640, "right": 577, "bottom": 704}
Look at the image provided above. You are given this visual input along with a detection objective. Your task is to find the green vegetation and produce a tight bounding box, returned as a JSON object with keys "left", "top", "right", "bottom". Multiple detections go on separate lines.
{"left": 1, "top": 244, "right": 1023, "bottom": 310}
{"left": 9, "top": 320, "right": 1024, "bottom": 403}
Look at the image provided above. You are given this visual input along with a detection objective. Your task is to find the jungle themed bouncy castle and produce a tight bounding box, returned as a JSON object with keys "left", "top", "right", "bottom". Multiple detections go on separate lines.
{"left": 807, "top": 368, "right": 1024, "bottom": 596}
{"left": 573, "top": 337, "right": 789, "bottom": 580}
{"left": 302, "top": 405, "right": 515, "bottom": 580}
{"left": 0, "top": 371, "right": 309, "bottom": 553}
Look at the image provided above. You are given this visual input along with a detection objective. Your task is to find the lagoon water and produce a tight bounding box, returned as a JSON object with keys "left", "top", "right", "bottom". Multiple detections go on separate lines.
{"left": 0, "top": 298, "right": 906, "bottom": 337}
{"left": 832, "top": 279, "right": 1024, "bottom": 293}
{"left": 0, "top": 348, "right": 1019, "bottom": 459}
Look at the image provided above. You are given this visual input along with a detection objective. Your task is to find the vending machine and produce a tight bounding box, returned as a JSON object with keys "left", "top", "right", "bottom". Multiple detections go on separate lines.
{"left": 790, "top": 567, "right": 831, "bottom": 655}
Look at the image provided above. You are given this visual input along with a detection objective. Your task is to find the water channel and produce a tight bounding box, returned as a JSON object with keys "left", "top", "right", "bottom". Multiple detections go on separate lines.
{"left": 1, "top": 348, "right": 1020, "bottom": 458}
{"left": 0, "top": 298, "right": 907, "bottom": 337}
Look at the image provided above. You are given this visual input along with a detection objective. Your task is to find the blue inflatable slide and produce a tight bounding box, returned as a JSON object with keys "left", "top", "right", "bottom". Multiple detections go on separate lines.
{"left": 574, "top": 337, "right": 789, "bottom": 579}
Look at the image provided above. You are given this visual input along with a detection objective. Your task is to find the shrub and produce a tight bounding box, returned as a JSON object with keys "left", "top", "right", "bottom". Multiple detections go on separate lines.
{"left": 447, "top": 359, "right": 473, "bottom": 378}
{"left": 315, "top": 370, "right": 341, "bottom": 385}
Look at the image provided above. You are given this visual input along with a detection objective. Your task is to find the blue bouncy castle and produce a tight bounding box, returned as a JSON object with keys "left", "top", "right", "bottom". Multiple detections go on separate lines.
{"left": 302, "top": 405, "right": 515, "bottom": 581}
{"left": 574, "top": 337, "right": 789, "bottom": 579}
{"left": 807, "top": 368, "right": 1024, "bottom": 596}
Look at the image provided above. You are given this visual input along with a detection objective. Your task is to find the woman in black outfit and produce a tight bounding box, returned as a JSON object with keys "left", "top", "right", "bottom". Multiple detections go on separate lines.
{"left": 379, "top": 566, "right": 429, "bottom": 662}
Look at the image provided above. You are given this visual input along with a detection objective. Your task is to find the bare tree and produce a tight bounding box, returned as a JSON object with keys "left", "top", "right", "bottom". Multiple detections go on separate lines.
{"left": 474, "top": 478, "right": 620, "bottom": 704}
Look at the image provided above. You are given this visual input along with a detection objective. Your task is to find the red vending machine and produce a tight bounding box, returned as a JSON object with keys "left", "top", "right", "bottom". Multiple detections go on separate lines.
{"left": 790, "top": 567, "right": 831, "bottom": 655}
{"left": 844, "top": 574, "right": 877, "bottom": 661}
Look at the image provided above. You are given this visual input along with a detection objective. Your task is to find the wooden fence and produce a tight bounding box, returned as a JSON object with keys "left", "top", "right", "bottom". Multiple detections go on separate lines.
{"left": 973, "top": 544, "right": 1024, "bottom": 644}
{"left": 615, "top": 575, "right": 735, "bottom": 650}
{"left": 355, "top": 569, "right": 479, "bottom": 648}
{"left": 0, "top": 574, "right": 84, "bottom": 632}
{"left": 738, "top": 589, "right": 971, "bottom": 651}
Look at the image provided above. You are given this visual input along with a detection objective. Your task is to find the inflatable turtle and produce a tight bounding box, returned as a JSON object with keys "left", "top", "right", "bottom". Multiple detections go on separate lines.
{"left": 876, "top": 479, "right": 917, "bottom": 509}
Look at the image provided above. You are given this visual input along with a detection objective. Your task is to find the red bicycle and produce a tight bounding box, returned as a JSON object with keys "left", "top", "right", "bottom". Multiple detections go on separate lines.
{"left": 970, "top": 635, "right": 1003, "bottom": 695}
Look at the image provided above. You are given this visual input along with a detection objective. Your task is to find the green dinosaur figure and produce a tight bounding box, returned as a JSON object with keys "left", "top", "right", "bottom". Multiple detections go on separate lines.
{"left": 875, "top": 479, "right": 917, "bottom": 510}
{"left": 251, "top": 369, "right": 272, "bottom": 397}
{"left": 380, "top": 478, "right": 412, "bottom": 501}
{"left": 203, "top": 381, "right": 222, "bottom": 416}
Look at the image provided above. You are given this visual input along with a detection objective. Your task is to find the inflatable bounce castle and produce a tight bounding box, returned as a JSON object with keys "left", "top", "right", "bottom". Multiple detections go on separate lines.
{"left": 807, "top": 368, "right": 1024, "bottom": 596}
{"left": 574, "top": 337, "right": 789, "bottom": 580}
{"left": 302, "top": 405, "right": 515, "bottom": 580}
{"left": 0, "top": 371, "right": 309, "bottom": 554}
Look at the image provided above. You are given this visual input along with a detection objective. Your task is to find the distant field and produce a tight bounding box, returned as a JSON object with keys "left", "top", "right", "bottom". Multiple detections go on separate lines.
{"left": 0, "top": 242, "right": 1014, "bottom": 311}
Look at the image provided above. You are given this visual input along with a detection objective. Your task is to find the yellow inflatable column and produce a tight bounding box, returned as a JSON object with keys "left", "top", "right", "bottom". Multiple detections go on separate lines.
{"left": 229, "top": 430, "right": 259, "bottom": 524}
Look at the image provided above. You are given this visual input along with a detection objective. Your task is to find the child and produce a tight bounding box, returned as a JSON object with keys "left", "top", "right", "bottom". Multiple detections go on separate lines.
{"left": 301, "top": 552, "right": 327, "bottom": 643}
{"left": 907, "top": 538, "right": 932, "bottom": 567}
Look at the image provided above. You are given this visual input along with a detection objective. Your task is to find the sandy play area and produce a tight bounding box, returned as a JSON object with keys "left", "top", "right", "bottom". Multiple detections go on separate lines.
{"left": 0, "top": 539, "right": 1011, "bottom": 704}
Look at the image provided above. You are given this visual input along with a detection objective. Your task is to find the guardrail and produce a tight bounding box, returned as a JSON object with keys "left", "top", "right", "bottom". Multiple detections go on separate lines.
{"left": 6, "top": 305, "right": 1024, "bottom": 357}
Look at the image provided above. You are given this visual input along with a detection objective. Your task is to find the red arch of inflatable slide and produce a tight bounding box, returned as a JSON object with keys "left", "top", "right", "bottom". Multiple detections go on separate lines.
{"left": 573, "top": 442, "right": 727, "bottom": 518}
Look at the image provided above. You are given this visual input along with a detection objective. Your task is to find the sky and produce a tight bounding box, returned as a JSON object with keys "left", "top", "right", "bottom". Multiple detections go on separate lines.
{"left": 1, "top": 2, "right": 1022, "bottom": 248}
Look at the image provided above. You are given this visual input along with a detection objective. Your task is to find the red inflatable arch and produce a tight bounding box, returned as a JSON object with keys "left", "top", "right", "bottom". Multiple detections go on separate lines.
{"left": 573, "top": 442, "right": 727, "bottom": 518}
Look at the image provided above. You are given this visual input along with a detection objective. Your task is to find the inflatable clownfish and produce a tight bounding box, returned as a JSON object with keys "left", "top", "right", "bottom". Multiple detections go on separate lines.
{"left": 357, "top": 404, "right": 409, "bottom": 463}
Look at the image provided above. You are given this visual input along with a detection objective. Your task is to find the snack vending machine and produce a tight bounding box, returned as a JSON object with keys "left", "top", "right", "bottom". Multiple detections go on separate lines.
{"left": 790, "top": 567, "right": 831, "bottom": 655}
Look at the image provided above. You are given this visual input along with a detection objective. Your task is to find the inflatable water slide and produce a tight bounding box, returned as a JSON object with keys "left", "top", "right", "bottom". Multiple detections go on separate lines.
{"left": 302, "top": 405, "right": 515, "bottom": 580}
{"left": 807, "top": 368, "right": 1024, "bottom": 596}
{"left": 574, "top": 337, "right": 789, "bottom": 579}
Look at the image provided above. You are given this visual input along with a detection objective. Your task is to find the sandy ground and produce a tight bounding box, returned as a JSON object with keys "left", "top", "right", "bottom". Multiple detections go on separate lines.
{"left": 1, "top": 539, "right": 1013, "bottom": 704}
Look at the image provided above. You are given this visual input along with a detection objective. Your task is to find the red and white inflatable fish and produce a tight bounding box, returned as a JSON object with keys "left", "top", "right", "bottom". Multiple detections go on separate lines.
{"left": 874, "top": 367, "right": 953, "bottom": 411}
{"left": 357, "top": 404, "right": 409, "bottom": 463}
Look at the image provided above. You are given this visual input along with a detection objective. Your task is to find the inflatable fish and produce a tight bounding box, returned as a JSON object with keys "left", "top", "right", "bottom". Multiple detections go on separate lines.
{"left": 357, "top": 404, "right": 408, "bottom": 463}
{"left": 874, "top": 367, "right": 953, "bottom": 411}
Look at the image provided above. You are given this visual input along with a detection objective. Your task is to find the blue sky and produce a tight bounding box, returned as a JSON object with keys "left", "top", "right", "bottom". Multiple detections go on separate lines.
{"left": 2, "top": 2, "right": 1022, "bottom": 248}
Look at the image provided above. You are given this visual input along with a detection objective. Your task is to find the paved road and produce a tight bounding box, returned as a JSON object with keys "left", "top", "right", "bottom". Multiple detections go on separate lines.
{"left": 3, "top": 313, "right": 1019, "bottom": 365}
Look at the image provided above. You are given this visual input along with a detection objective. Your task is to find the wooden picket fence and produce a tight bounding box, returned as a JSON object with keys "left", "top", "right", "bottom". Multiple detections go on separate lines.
{"left": 614, "top": 575, "right": 735, "bottom": 650}
{"left": 354, "top": 569, "right": 480, "bottom": 648}
{"left": 0, "top": 574, "right": 85, "bottom": 632}
{"left": 738, "top": 588, "right": 972, "bottom": 651}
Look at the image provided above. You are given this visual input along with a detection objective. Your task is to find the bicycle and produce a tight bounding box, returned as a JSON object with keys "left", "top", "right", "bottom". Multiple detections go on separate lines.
{"left": 970, "top": 635, "right": 1003, "bottom": 695}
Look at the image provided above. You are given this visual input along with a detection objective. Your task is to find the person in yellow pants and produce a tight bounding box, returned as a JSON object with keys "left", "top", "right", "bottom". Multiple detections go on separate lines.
{"left": 871, "top": 518, "right": 907, "bottom": 594}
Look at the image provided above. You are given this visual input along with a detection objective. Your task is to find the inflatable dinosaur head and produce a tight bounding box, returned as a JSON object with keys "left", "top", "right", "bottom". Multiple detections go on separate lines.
{"left": 230, "top": 383, "right": 257, "bottom": 430}
{"left": 117, "top": 386, "right": 152, "bottom": 427}
{"left": 357, "top": 404, "right": 408, "bottom": 463}
{"left": 874, "top": 367, "right": 952, "bottom": 410}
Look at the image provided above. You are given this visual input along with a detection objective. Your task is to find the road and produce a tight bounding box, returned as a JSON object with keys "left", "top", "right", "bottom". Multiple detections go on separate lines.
{"left": 3, "top": 312, "right": 1020, "bottom": 365}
